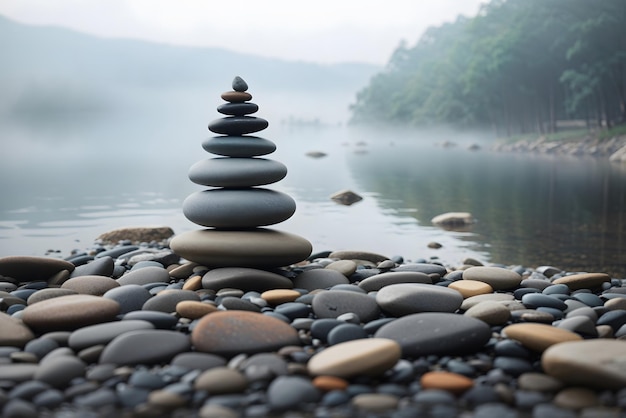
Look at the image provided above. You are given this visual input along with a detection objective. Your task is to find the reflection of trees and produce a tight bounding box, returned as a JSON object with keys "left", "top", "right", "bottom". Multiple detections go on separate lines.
{"left": 347, "top": 145, "right": 626, "bottom": 276}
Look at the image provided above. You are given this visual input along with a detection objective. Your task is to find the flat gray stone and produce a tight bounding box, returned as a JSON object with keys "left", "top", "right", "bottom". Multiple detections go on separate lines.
{"left": 267, "top": 376, "right": 320, "bottom": 411}
{"left": 141, "top": 289, "right": 200, "bottom": 313}
{"left": 35, "top": 355, "right": 86, "bottom": 388}
{"left": 312, "top": 290, "right": 380, "bottom": 322}
{"left": 61, "top": 275, "right": 119, "bottom": 296}
{"left": 0, "top": 312, "right": 34, "bottom": 347}
{"left": 70, "top": 256, "right": 114, "bottom": 278}
{"left": 188, "top": 157, "right": 286, "bottom": 188}
{"left": 68, "top": 320, "right": 155, "bottom": 350}
{"left": 99, "top": 330, "right": 191, "bottom": 365}
{"left": 208, "top": 116, "right": 268, "bottom": 135}
{"left": 462, "top": 267, "right": 522, "bottom": 290}
{"left": 202, "top": 267, "right": 293, "bottom": 292}
{"left": 183, "top": 188, "right": 295, "bottom": 228}
{"left": 202, "top": 136, "right": 276, "bottom": 157}
{"left": 376, "top": 283, "right": 463, "bottom": 316}
{"left": 375, "top": 312, "right": 491, "bottom": 357}
{"left": 217, "top": 102, "right": 258, "bottom": 116}
{"left": 358, "top": 271, "right": 432, "bottom": 292}
{"left": 116, "top": 266, "right": 170, "bottom": 286}
{"left": 293, "top": 269, "right": 349, "bottom": 291}
{"left": 102, "top": 284, "right": 152, "bottom": 314}
{"left": 0, "top": 256, "right": 75, "bottom": 282}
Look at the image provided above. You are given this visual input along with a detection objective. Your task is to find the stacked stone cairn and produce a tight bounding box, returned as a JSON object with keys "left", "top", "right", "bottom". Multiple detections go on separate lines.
{"left": 170, "top": 77, "right": 312, "bottom": 267}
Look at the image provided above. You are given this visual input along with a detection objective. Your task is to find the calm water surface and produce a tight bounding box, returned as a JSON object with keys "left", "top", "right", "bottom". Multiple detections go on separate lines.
{"left": 1, "top": 108, "right": 624, "bottom": 277}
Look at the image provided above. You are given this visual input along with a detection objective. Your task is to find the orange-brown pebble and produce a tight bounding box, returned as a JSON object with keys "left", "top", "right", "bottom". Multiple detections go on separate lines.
{"left": 448, "top": 280, "right": 493, "bottom": 298}
{"left": 182, "top": 275, "right": 203, "bottom": 291}
{"left": 503, "top": 323, "right": 582, "bottom": 352}
{"left": 420, "top": 371, "right": 474, "bottom": 395}
{"left": 552, "top": 273, "right": 610, "bottom": 290}
{"left": 221, "top": 91, "right": 252, "bottom": 102}
{"left": 260, "top": 289, "right": 301, "bottom": 305}
{"left": 312, "top": 375, "right": 349, "bottom": 392}
{"left": 176, "top": 300, "right": 218, "bottom": 319}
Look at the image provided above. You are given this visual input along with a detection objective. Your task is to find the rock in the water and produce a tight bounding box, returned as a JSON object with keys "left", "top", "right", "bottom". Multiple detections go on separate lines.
{"left": 431, "top": 212, "right": 475, "bottom": 228}
{"left": 542, "top": 339, "right": 626, "bottom": 389}
{"left": 191, "top": 310, "right": 300, "bottom": 357}
{"left": 330, "top": 189, "right": 363, "bottom": 206}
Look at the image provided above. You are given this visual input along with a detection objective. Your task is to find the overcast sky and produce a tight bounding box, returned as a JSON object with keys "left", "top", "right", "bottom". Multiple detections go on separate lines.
{"left": 0, "top": 0, "right": 485, "bottom": 65}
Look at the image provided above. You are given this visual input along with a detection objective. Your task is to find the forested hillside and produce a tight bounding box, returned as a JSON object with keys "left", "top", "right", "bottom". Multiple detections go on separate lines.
{"left": 350, "top": 0, "right": 626, "bottom": 137}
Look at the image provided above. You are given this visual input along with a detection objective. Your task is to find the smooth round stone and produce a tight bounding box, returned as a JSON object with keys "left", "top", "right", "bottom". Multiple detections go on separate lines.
{"left": 70, "top": 256, "right": 114, "bottom": 278}
{"left": 202, "top": 136, "right": 276, "bottom": 157}
{"left": 260, "top": 289, "right": 301, "bottom": 305}
{"left": 32, "top": 389, "right": 64, "bottom": 408}
{"left": 0, "top": 256, "right": 75, "bottom": 282}
{"left": 0, "top": 363, "right": 39, "bottom": 382}
{"left": 327, "top": 323, "right": 367, "bottom": 345}
{"left": 68, "top": 320, "right": 155, "bottom": 350}
{"left": 170, "top": 229, "right": 312, "bottom": 268}
{"left": 99, "top": 330, "right": 190, "bottom": 365}
{"left": 267, "top": 375, "right": 320, "bottom": 411}
{"left": 171, "top": 352, "right": 226, "bottom": 371}
{"left": 102, "top": 284, "right": 152, "bottom": 314}
{"left": 554, "top": 387, "right": 599, "bottom": 410}
{"left": 26, "top": 288, "right": 78, "bottom": 305}
{"left": 375, "top": 313, "right": 491, "bottom": 357}
{"left": 572, "top": 292, "right": 603, "bottom": 307}
{"left": 503, "top": 323, "right": 582, "bottom": 352}
{"left": 220, "top": 296, "right": 261, "bottom": 312}
{"left": 462, "top": 267, "right": 522, "bottom": 290}
{"left": 308, "top": 338, "right": 401, "bottom": 378}
{"left": 325, "top": 260, "right": 358, "bottom": 277}
{"left": 522, "top": 293, "right": 568, "bottom": 310}
{"left": 328, "top": 250, "right": 389, "bottom": 264}
{"left": 176, "top": 300, "right": 218, "bottom": 319}
{"left": 0, "top": 312, "right": 34, "bottom": 347}
{"left": 449, "top": 280, "right": 493, "bottom": 298}
{"left": 34, "top": 355, "right": 86, "bottom": 388}
{"left": 542, "top": 339, "right": 626, "bottom": 389}
{"left": 188, "top": 158, "right": 287, "bottom": 188}
{"left": 116, "top": 266, "right": 171, "bottom": 286}
{"left": 521, "top": 278, "right": 552, "bottom": 290}
{"left": 293, "top": 269, "right": 349, "bottom": 291}
{"left": 202, "top": 267, "right": 293, "bottom": 292}
{"left": 392, "top": 263, "right": 447, "bottom": 277}
{"left": 358, "top": 271, "right": 431, "bottom": 292}
{"left": 142, "top": 289, "right": 200, "bottom": 313}
{"left": 217, "top": 102, "right": 258, "bottom": 116}
{"left": 552, "top": 273, "right": 610, "bottom": 290}
{"left": 517, "top": 372, "right": 563, "bottom": 392}
{"left": 352, "top": 393, "right": 399, "bottom": 413}
{"left": 461, "top": 293, "right": 515, "bottom": 310}
{"left": 122, "top": 311, "right": 179, "bottom": 329}
{"left": 60, "top": 275, "right": 119, "bottom": 296}
{"left": 376, "top": 283, "right": 463, "bottom": 316}
{"left": 24, "top": 337, "right": 58, "bottom": 359}
{"left": 208, "top": 116, "right": 268, "bottom": 135}
{"left": 311, "top": 290, "right": 380, "bottom": 322}
{"left": 596, "top": 309, "right": 626, "bottom": 331}
{"left": 312, "top": 375, "right": 349, "bottom": 391}
{"left": 492, "top": 356, "right": 534, "bottom": 376}
{"left": 220, "top": 91, "right": 252, "bottom": 102}
{"left": 182, "top": 188, "right": 295, "bottom": 228}
{"left": 555, "top": 316, "right": 598, "bottom": 337}
{"left": 2, "top": 398, "right": 38, "bottom": 417}
{"left": 420, "top": 371, "right": 474, "bottom": 394}
{"left": 191, "top": 311, "right": 300, "bottom": 357}
{"left": 21, "top": 295, "right": 120, "bottom": 332}
{"left": 194, "top": 367, "right": 248, "bottom": 393}
{"left": 231, "top": 76, "right": 248, "bottom": 92}
{"left": 94, "top": 245, "right": 139, "bottom": 259}
{"left": 463, "top": 301, "right": 510, "bottom": 325}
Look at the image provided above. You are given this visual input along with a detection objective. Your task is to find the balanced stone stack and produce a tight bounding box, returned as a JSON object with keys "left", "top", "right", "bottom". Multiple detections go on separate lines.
{"left": 170, "top": 77, "right": 312, "bottom": 267}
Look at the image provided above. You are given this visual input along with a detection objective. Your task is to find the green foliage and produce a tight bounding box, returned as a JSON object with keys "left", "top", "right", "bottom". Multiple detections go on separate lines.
{"left": 350, "top": 0, "right": 626, "bottom": 136}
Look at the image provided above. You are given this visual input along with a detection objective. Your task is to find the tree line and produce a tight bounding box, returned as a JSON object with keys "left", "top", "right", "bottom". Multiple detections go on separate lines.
{"left": 349, "top": 0, "right": 626, "bottom": 137}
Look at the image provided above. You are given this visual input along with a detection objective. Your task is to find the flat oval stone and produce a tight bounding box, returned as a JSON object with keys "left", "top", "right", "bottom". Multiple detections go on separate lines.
{"left": 170, "top": 228, "right": 312, "bottom": 268}
{"left": 375, "top": 313, "right": 491, "bottom": 357}
{"left": 70, "top": 256, "right": 114, "bottom": 278}
{"left": 0, "top": 312, "right": 34, "bottom": 347}
{"left": 220, "top": 91, "right": 252, "bottom": 102}
{"left": 122, "top": 310, "right": 178, "bottom": 329}
{"left": 188, "top": 157, "right": 287, "bottom": 188}
{"left": 462, "top": 267, "right": 522, "bottom": 290}
{"left": 376, "top": 283, "right": 463, "bottom": 316}
{"left": 392, "top": 263, "right": 448, "bottom": 277}
{"left": 217, "top": 102, "right": 258, "bottom": 116}
{"left": 34, "top": 355, "right": 86, "bottom": 388}
{"left": 194, "top": 366, "right": 248, "bottom": 393}
{"left": 176, "top": 300, "right": 218, "bottom": 319}
{"left": 102, "top": 284, "right": 152, "bottom": 314}
{"left": 293, "top": 269, "right": 349, "bottom": 291}
{"left": 21, "top": 295, "right": 120, "bottom": 332}
{"left": 182, "top": 188, "right": 295, "bottom": 228}
{"left": 0, "top": 256, "right": 75, "bottom": 282}
{"left": 202, "top": 267, "right": 293, "bottom": 292}
{"left": 312, "top": 290, "right": 381, "bottom": 323}
{"left": 461, "top": 293, "right": 515, "bottom": 310}
{"left": 142, "top": 289, "right": 200, "bottom": 313}
{"left": 463, "top": 301, "right": 510, "bottom": 325}
{"left": 0, "top": 364, "right": 39, "bottom": 383}
{"left": 328, "top": 250, "right": 389, "bottom": 264}
{"left": 68, "top": 320, "right": 155, "bottom": 350}
{"left": 209, "top": 116, "right": 268, "bottom": 135}
{"left": 61, "top": 275, "right": 119, "bottom": 296}
{"left": 552, "top": 273, "right": 611, "bottom": 290}
{"left": 449, "top": 280, "right": 493, "bottom": 298}
{"left": 191, "top": 311, "right": 300, "bottom": 357}
{"left": 503, "top": 323, "right": 582, "bottom": 352}
{"left": 267, "top": 375, "right": 320, "bottom": 411}
{"left": 420, "top": 371, "right": 474, "bottom": 395}
{"left": 202, "top": 136, "right": 276, "bottom": 157}
{"left": 261, "top": 289, "right": 301, "bottom": 305}
{"left": 116, "top": 266, "right": 171, "bottom": 286}
{"left": 99, "top": 330, "right": 190, "bottom": 365}
{"left": 358, "top": 271, "right": 431, "bottom": 292}
{"left": 307, "top": 338, "right": 401, "bottom": 378}
{"left": 542, "top": 339, "right": 626, "bottom": 390}
{"left": 522, "top": 293, "right": 568, "bottom": 310}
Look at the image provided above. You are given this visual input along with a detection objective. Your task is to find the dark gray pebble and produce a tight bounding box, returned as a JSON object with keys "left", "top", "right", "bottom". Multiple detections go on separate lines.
{"left": 102, "top": 284, "right": 152, "bottom": 314}
{"left": 413, "top": 389, "right": 456, "bottom": 405}
{"left": 327, "top": 323, "right": 367, "bottom": 345}
{"left": 142, "top": 290, "right": 200, "bottom": 313}
{"left": 310, "top": 318, "right": 343, "bottom": 342}
{"left": 32, "top": 388, "right": 64, "bottom": 408}
{"left": 274, "top": 302, "right": 311, "bottom": 320}
{"left": 321, "top": 390, "right": 350, "bottom": 407}
{"left": 554, "top": 316, "right": 598, "bottom": 337}
{"left": 34, "top": 355, "right": 86, "bottom": 388}
{"left": 542, "top": 283, "right": 570, "bottom": 295}
{"left": 128, "top": 370, "right": 166, "bottom": 389}
{"left": 9, "top": 380, "right": 51, "bottom": 400}
{"left": 2, "top": 398, "right": 38, "bottom": 418}
{"left": 521, "top": 293, "right": 568, "bottom": 310}
{"left": 116, "top": 266, "right": 170, "bottom": 286}
{"left": 71, "top": 256, "right": 114, "bottom": 278}
{"left": 23, "top": 337, "right": 59, "bottom": 360}
{"left": 494, "top": 340, "right": 530, "bottom": 358}
{"left": 202, "top": 267, "right": 293, "bottom": 292}
{"left": 220, "top": 296, "right": 262, "bottom": 312}
{"left": 74, "top": 387, "right": 117, "bottom": 408}
{"left": 493, "top": 356, "right": 534, "bottom": 376}
{"left": 572, "top": 292, "right": 603, "bottom": 307}
{"left": 99, "top": 330, "right": 190, "bottom": 365}
{"left": 68, "top": 319, "right": 155, "bottom": 350}
{"left": 293, "top": 269, "right": 349, "bottom": 291}
{"left": 392, "top": 263, "right": 447, "bottom": 277}
{"left": 311, "top": 290, "right": 380, "bottom": 322}
{"left": 376, "top": 283, "right": 462, "bottom": 316}
{"left": 358, "top": 271, "right": 432, "bottom": 292}
{"left": 460, "top": 385, "right": 502, "bottom": 407}
{"left": 267, "top": 376, "right": 320, "bottom": 411}
{"left": 117, "top": 385, "right": 149, "bottom": 408}
{"left": 596, "top": 309, "right": 626, "bottom": 331}
{"left": 94, "top": 245, "right": 139, "bottom": 260}
{"left": 171, "top": 352, "right": 226, "bottom": 371}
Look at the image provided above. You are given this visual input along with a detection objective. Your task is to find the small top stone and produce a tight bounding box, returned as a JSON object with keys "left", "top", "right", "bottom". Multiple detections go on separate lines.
{"left": 232, "top": 76, "right": 248, "bottom": 92}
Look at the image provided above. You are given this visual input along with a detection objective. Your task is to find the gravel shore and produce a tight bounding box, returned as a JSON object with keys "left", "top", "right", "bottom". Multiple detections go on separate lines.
{"left": 1, "top": 236, "right": 625, "bottom": 418}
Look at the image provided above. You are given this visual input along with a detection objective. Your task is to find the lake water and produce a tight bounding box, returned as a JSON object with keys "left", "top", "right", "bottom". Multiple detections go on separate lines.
{"left": 1, "top": 101, "right": 625, "bottom": 277}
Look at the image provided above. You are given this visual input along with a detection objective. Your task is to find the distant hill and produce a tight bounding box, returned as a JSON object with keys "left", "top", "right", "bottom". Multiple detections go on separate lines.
{"left": 0, "top": 15, "right": 381, "bottom": 124}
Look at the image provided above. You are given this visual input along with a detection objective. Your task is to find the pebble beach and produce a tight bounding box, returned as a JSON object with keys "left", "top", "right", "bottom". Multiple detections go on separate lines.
{"left": 0, "top": 238, "right": 625, "bottom": 418}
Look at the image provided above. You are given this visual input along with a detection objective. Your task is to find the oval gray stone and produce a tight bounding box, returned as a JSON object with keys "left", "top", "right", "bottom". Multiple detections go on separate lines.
{"left": 70, "top": 256, "right": 114, "bottom": 278}
{"left": 208, "top": 116, "right": 268, "bottom": 135}
{"left": 188, "top": 158, "right": 287, "bottom": 188}
{"left": 375, "top": 312, "right": 491, "bottom": 357}
{"left": 312, "top": 290, "right": 380, "bottom": 322}
{"left": 61, "top": 275, "right": 119, "bottom": 296}
{"left": 26, "top": 288, "right": 79, "bottom": 305}
{"left": 267, "top": 376, "right": 320, "bottom": 411}
{"left": 0, "top": 256, "right": 75, "bottom": 282}
{"left": 293, "top": 269, "right": 349, "bottom": 291}
{"left": 34, "top": 355, "right": 86, "bottom": 388}
{"left": 202, "top": 136, "right": 276, "bottom": 157}
{"left": 0, "top": 312, "right": 34, "bottom": 347}
{"left": 202, "top": 267, "right": 293, "bottom": 292}
{"left": 102, "top": 284, "right": 152, "bottom": 314}
{"left": 68, "top": 320, "right": 155, "bottom": 351}
{"left": 99, "top": 330, "right": 191, "bottom": 365}
{"left": 376, "top": 283, "right": 463, "bottom": 316}
{"left": 116, "top": 266, "right": 170, "bottom": 286}
{"left": 462, "top": 267, "right": 522, "bottom": 290}
{"left": 141, "top": 289, "right": 200, "bottom": 313}
{"left": 183, "top": 188, "right": 295, "bottom": 228}
{"left": 358, "top": 271, "right": 432, "bottom": 292}
{"left": 217, "top": 102, "right": 258, "bottom": 116}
